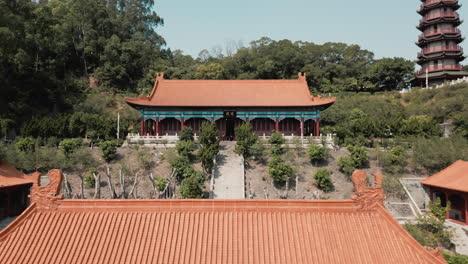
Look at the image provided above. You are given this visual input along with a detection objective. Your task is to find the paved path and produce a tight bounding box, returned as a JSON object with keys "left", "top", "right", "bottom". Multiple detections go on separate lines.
{"left": 212, "top": 142, "right": 245, "bottom": 199}
{"left": 446, "top": 221, "right": 468, "bottom": 255}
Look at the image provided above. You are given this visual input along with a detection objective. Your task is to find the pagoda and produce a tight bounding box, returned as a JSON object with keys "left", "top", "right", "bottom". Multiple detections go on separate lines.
{"left": 416, "top": 0, "right": 468, "bottom": 86}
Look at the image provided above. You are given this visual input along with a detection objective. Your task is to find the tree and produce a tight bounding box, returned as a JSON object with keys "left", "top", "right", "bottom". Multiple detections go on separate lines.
{"left": 234, "top": 123, "right": 258, "bottom": 159}
{"left": 269, "top": 132, "right": 285, "bottom": 155}
{"left": 308, "top": 144, "right": 328, "bottom": 165}
{"left": 348, "top": 145, "right": 368, "bottom": 168}
{"left": 170, "top": 155, "right": 194, "bottom": 182}
{"left": 313, "top": 168, "right": 333, "bottom": 192}
{"left": 337, "top": 156, "right": 355, "bottom": 178}
{"left": 400, "top": 116, "right": 442, "bottom": 137}
{"left": 59, "top": 138, "right": 83, "bottom": 159}
{"left": 179, "top": 171, "right": 205, "bottom": 198}
{"left": 179, "top": 127, "right": 194, "bottom": 141}
{"left": 268, "top": 156, "right": 293, "bottom": 183}
{"left": 175, "top": 140, "right": 196, "bottom": 158}
{"left": 100, "top": 141, "right": 117, "bottom": 162}
{"left": 198, "top": 122, "right": 219, "bottom": 173}
{"left": 366, "top": 57, "right": 415, "bottom": 90}
{"left": 194, "top": 63, "right": 225, "bottom": 80}
{"left": 378, "top": 146, "right": 407, "bottom": 173}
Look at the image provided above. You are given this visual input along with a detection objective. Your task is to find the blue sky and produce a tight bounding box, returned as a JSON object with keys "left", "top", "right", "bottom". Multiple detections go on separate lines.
{"left": 155, "top": 0, "right": 467, "bottom": 61}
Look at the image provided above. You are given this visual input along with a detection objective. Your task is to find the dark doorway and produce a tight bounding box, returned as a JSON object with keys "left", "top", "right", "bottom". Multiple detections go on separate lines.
{"left": 225, "top": 119, "right": 235, "bottom": 141}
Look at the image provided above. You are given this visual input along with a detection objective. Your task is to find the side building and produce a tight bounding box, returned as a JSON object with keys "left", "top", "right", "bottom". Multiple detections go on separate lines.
{"left": 124, "top": 73, "right": 335, "bottom": 141}
{"left": 415, "top": 0, "right": 468, "bottom": 86}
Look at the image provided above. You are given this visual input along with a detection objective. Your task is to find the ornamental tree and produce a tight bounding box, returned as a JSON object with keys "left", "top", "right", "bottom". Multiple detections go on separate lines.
{"left": 313, "top": 168, "right": 333, "bottom": 192}
{"left": 308, "top": 144, "right": 329, "bottom": 165}
{"left": 234, "top": 123, "right": 258, "bottom": 159}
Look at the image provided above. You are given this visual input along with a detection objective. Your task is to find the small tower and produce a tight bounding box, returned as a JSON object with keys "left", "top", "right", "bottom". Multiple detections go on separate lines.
{"left": 416, "top": 0, "right": 468, "bottom": 86}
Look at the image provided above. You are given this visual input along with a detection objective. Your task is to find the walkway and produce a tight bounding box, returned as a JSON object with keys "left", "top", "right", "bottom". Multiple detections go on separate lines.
{"left": 211, "top": 142, "right": 245, "bottom": 199}
{"left": 446, "top": 221, "right": 468, "bottom": 255}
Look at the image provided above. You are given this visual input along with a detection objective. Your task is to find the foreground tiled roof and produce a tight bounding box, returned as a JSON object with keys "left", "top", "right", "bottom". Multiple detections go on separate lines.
{"left": 0, "top": 161, "right": 33, "bottom": 188}
{"left": 0, "top": 170, "right": 445, "bottom": 264}
{"left": 421, "top": 160, "right": 468, "bottom": 193}
{"left": 125, "top": 73, "right": 336, "bottom": 107}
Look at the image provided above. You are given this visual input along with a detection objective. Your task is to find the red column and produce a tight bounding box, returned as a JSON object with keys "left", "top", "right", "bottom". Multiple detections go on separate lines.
{"left": 464, "top": 194, "right": 468, "bottom": 225}
{"left": 180, "top": 117, "right": 185, "bottom": 130}
{"left": 315, "top": 119, "right": 320, "bottom": 136}
{"left": 275, "top": 118, "right": 279, "bottom": 132}
{"left": 300, "top": 118, "right": 304, "bottom": 137}
{"left": 140, "top": 118, "right": 144, "bottom": 136}
{"left": 155, "top": 118, "right": 159, "bottom": 136}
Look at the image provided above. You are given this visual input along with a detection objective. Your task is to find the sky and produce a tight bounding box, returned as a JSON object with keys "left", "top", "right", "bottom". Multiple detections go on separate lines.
{"left": 155, "top": 0, "right": 467, "bottom": 61}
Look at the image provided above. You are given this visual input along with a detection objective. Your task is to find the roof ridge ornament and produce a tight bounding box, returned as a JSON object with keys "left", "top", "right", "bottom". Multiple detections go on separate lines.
{"left": 30, "top": 170, "right": 64, "bottom": 209}
{"left": 351, "top": 170, "right": 386, "bottom": 210}
{"left": 298, "top": 72, "right": 306, "bottom": 81}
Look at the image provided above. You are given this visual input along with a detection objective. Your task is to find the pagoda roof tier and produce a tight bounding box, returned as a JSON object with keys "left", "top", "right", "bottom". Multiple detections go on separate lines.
{"left": 0, "top": 170, "right": 446, "bottom": 264}
{"left": 0, "top": 161, "right": 33, "bottom": 188}
{"left": 417, "top": 16, "right": 462, "bottom": 30}
{"left": 415, "top": 70, "right": 468, "bottom": 80}
{"left": 417, "top": 53, "right": 465, "bottom": 64}
{"left": 421, "top": 160, "right": 468, "bottom": 193}
{"left": 417, "top": 34, "right": 464, "bottom": 48}
{"left": 418, "top": 0, "right": 460, "bottom": 15}
{"left": 125, "top": 73, "right": 336, "bottom": 108}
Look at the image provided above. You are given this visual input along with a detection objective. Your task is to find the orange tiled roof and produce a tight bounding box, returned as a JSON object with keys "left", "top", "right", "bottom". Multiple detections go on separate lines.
{"left": 0, "top": 161, "right": 33, "bottom": 188}
{"left": 0, "top": 200, "right": 446, "bottom": 262}
{"left": 421, "top": 160, "right": 468, "bottom": 193}
{"left": 125, "top": 73, "right": 336, "bottom": 107}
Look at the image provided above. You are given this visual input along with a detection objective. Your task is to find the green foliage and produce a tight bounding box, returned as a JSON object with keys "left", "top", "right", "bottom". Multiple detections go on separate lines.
{"left": 179, "top": 171, "right": 205, "bottom": 198}
{"left": 198, "top": 122, "right": 219, "bottom": 173}
{"left": 137, "top": 148, "right": 154, "bottom": 171}
{"left": 59, "top": 138, "right": 83, "bottom": 159}
{"left": 430, "top": 198, "right": 451, "bottom": 223}
{"left": 313, "top": 168, "right": 333, "bottom": 192}
{"left": 234, "top": 123, "right": 258, "bottom": 159}
{"left": 175, "top": 140, "right": 196, "bottom": 158}
{"left": 404, "top": 198, "right": 453, "bottom": 249}
{"left": 378, "top": 146, "right": 407, "bottom": 173}
{"left": 194, "top": 63, "right": 225, "bottom": 80}
{"left": 154, "top": 176, "right": 168, "bottom": 192}
{"left": 307, "top": 144, "right": 328, "bottom": 164}
{"left": 442, "top": 252, "right": 468, "bottom": 264}
{"left": 15, "top": 137, "right": 35, "bottom": 152}
{"left": 348, "top": 145, "right": 368, "bottom": 168}
{"left": 269, "top": 132, "right": 285, "bottom": 155}
{"left": 412, "top": 136, "right": 468, "bottom": 172}
{"left": 84, "top": 168, "right": 97, "bottom": 188}
{"left": 337, "top": 156, "right": 355, "bottom": 177}
{"left": 268, "top": 156, "right": 293, "bottom": 183}
{"left": 170, "top": 156, "right": 195, "bottom": 182}
{"left": 179, "top": 127, "right": 195, "bottom": 142}
{"left": 365, "top": 57, "right": 415, "bottom": 90}
{"left": 399, "top": 116, "right": 442, "bottom": 137}
{"left": 100, "top": 141, "right": 117, "bottom": 162}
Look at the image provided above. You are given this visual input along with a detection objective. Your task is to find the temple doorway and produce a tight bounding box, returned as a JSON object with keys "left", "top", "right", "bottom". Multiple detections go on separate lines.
{"left": 226, "top": 119, "right": 235, "bottom": 141}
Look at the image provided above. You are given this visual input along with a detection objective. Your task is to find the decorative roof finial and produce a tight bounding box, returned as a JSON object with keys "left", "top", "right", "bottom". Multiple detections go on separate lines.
{"left": 350, "top": 170, "right": 385, "bottom": 210}
{"left": 30, "top": 169, "right": 64, "bottom": 209}
{"left": 298, "top": 72, "right": 306, "bottom": 81}
{"left": 157, "top": 72, "right": 165, "bottom": 80}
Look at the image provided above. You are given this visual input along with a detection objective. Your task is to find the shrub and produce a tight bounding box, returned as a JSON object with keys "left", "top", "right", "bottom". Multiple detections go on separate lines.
{"left": 179, "top": 127, "right": 194, "bottom": 142}
{"left": 154, "top": 176, "right": 168, "bottom": 192}
{"left": 308, "top": 144, "right": 329, "bottom": 164}
{"left": 175, "top": 140, "right": 196, "bottom": 158}
{"left": 313, "top": 168, "right": 332, "bottom": 192}
{"left": 234, "top": 123, "right": 258, "bottom": 159}
{"left": 337, "top": 156, "right": 355, "bottom": 177}
{"left": 180, "top": 172, "right": 205, "bottom": 198}
{"left": 404, "top": 198, "right": 452, "bottom": 249}
{"left": 100, "top": 140, "right": 117, "bottom": 162}
{"left": 15, "top": 137, "right": 35, "bottom": 152}
{"left": 348, "top": 144, "right": 368, "bottom": 168}
{"left": 59, "top": 138, "right": 83, "bottom": 159}
{"left": 412, "top": 136, "right": 468, "bottom": 172}
{"left": 441, "top": 252, "right": 468, "bottom": 264}
{"left": 378, "top": 146, "right": 407, "bottom": 173}
{"left": 84, "top": 168, "right": 98, "bottom": 188}
{"left": 268, "top": 156, "right": 293, "bottom": 183}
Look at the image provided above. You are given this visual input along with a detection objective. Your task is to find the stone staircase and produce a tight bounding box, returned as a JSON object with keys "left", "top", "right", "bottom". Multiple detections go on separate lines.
{"left": 211, "top": 142, "right": 245, "bottom": 199}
